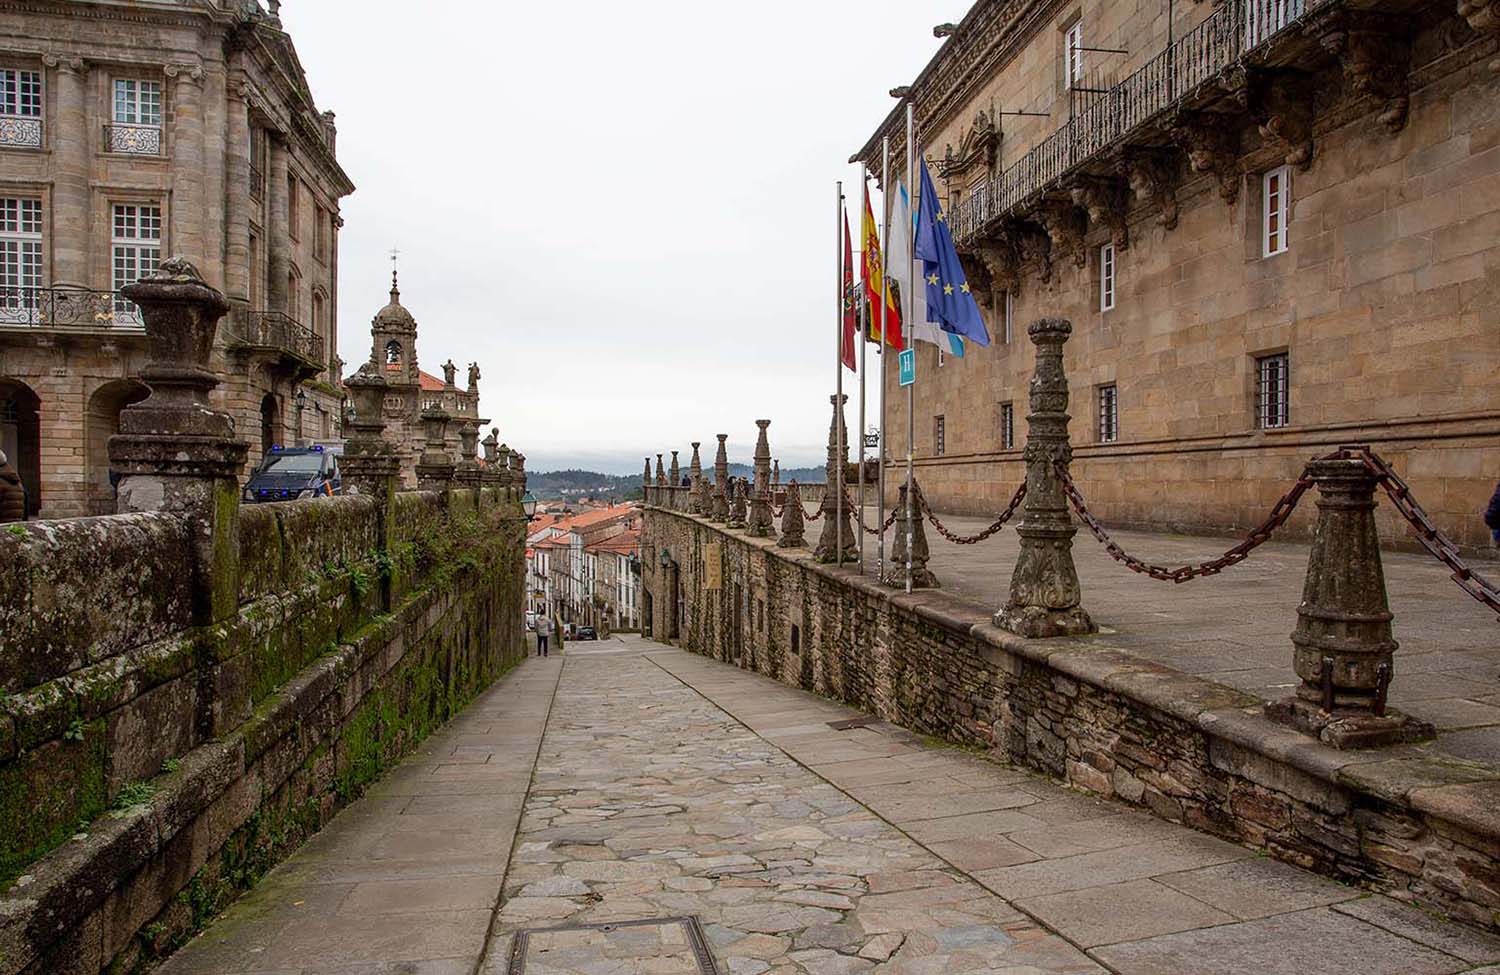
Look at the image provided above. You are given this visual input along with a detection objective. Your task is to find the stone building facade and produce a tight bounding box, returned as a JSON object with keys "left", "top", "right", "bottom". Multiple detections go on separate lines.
{"left": 0, "top": 0, "right": 353, "bottom": 517}
{"left": 364, "top": 272, "right": 485, "bottom": 487}
{"left": 856, "top": 0, "right": 1500, "bottom": 548}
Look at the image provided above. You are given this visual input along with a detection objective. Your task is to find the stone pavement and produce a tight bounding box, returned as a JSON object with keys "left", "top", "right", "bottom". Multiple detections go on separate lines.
{"left": 159, "top": 633, "right": 1500, "bottom": 974}
{"left": 851, "top": 503, "right": 1500, "bottom": 765}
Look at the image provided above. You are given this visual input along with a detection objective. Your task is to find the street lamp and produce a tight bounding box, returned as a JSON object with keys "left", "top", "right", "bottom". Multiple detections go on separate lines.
{"left": 521, "top": 491, "right": 538, "bottom": 519}
{"left": 294, "top": 387, "right": 307, "bottom": 445}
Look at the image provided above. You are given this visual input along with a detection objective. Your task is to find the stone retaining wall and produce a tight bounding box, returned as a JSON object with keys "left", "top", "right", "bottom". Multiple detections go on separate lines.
{"left": 643, "top": 503, "right": 1500, "bottom": 930}
{"left": 0, "top": 485, "right": 527, "bottom": 974}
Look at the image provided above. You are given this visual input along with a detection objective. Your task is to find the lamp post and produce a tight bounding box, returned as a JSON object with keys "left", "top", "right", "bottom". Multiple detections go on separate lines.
{"left": 522, "top": 491, "right": 538, "bottom": 519}
{"left": 294, "top": 387, "right": 307, "bottom": 446}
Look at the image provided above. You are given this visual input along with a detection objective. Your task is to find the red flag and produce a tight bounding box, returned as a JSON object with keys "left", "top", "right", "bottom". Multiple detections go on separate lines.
{"left": 841, "top": 209, "right": 857, "bottom": 371}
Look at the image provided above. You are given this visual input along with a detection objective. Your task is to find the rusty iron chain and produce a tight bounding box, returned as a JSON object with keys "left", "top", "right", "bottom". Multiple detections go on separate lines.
{"left": 1056, "top": 461, "right": 1315, "bottom": 583}
{"left": 840, "top": 489, "right": 899, "bottom": 536}
{"left": 914, "top": 481, "right": 1027, "bottom": 545}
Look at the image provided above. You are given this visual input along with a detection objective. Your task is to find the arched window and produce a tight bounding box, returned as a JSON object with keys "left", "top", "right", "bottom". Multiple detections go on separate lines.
{"left": 311, "top": 290, "right": 326, "bottom": 341}
{"left": 286, "top": 265, "right": 301, "bottom": 320}
{"left": 385, "top": 339, "right": 402, "bottom": 367}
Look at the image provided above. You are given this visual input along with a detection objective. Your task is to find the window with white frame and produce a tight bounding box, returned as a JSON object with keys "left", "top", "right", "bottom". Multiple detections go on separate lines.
{"left": 0, "top": 198, "right": 43, "bottom": 319}
{"left": 110, "top": 79, "right": 162, "bottom": 154}
{"left": 1000, "top": 402, "right": 1015, "bottom": 450}
{"left": 1100, "top": 242, "right": 1116, "bottom": 311}
{"left": 111, "top": 204, "right": 161, "bottom": 319}
{"left": 1064, "top": 21, "right": 1084, "bottom": 89}
{"left": 1262, "top": 165, "right": 1290, "bottom": 257}
{"left": 1256, "top": 352, "right": 1290, "bottom": 429}
{"left": 0, "top": 69, "right": 43, "bottom": 149}
{"left": 1097, "top": 384, "right": 1118, "bottom": 443}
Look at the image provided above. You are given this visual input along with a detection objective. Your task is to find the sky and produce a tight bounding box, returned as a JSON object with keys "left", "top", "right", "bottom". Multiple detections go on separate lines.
{"left": 278, "top": 1, "right": 947, "bottom": 473}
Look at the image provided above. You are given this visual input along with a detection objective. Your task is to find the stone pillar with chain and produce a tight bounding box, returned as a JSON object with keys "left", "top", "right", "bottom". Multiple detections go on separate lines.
{"left": 728, "top": 477, "right": 748, "bottom": 529}
{"left": 995, "top": 319, "right": 1096, "bottom": 637}
{"left": 777, "top": 481, "right": 807, "bottom": 548}
{"left": 688, "top": 441, "right": 704, "bottom": 514}
{"left": 814, "top": 394, "right": 857, "bottom": 564}
{"left": 415, "top": 407, "right": 455, "bottom": 492}
{"left": 885, "top": 482, "right": 938, "bottom": 588}
{"left": 711, "top": 434, "right": 730, "bottom": 523}
{"left": 1265, "top": 451, "right": 1433, "bottom": 748}
{"left": 747, "top": 420, "right": 775, "bottom": 538}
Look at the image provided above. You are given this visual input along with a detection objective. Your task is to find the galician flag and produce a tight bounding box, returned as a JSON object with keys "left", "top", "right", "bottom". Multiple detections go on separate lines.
{"left": 916, "top": 158, "right": 990, "bottom": 347}
{"left": 890, "top": 179, "right": 964, "bottom": 359}
{"left": 861, "top": 185, "right": 904, "bottom": 350}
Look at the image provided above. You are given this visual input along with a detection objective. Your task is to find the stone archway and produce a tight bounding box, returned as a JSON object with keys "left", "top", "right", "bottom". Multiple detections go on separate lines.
{"left": 260, "top": 392, "right": 283, "bottom": 456}
{"left": 0, "top": 379, "right": 41, "bottom": 518}
{"left": 85, "top": 378, "right": 149, "bottom": 515}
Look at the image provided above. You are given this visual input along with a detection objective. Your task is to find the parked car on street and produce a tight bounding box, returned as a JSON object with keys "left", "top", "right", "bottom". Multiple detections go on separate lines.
{"left": 576, "top": 626, "right": 598, "bottom": 640}
{"left": 243, "top": 445, "right": 341, "bottom": 503}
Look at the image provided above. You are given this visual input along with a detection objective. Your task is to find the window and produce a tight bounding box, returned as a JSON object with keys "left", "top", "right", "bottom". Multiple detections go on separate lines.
{"left": 110, "top": 79, "right": 162, "bottom": 154}
{"left": 1263, "top": 166, "right": 1290, "bottom": 257}
{"left": 1099, "top": 243, "right": 1115, "bottom": 311}
{"left": 287, "top": 177, "right": 299, "bottom": 239}
{"left": 1002, "top": 289, "right": 1014, "bottom": 345}
{"left": 934, "top": 415, "right": 946, "bottom": 456}
{"left": 1256, "top": 353, "right": 1290, "bottom": 429}
{"left": 311, "top": 291, "right": 326, "bottom": 342}
{"left": 0, "top": 198, "right": 43, "bottom": 320}
{"left": 1000, "top": 402, "right": 1015, "bottom": 450}
{"left": 937, "top": 345, "right": 945, "bottom": 368}
{"left": 315, "top": 206, "right": 329, "bottom": 262}
{"left": 111, "top": 204, "right": 161, "bottom": 321}
{"left": 1097, "top": 384, "right": 1118, "bottom": 443}
{"left": 1064, "top": 21, "right": 1084, "bottom": 89}
{"left": 0, "top": 69, "right": 42, "bottom": 149}
{"left": 249, "top": 129, "right": 265, "bottom": 201}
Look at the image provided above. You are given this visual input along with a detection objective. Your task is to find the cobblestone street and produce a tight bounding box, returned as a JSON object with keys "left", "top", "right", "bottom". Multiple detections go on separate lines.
{"left": 160, "top": 635, "right": 1500, "bottom": 974}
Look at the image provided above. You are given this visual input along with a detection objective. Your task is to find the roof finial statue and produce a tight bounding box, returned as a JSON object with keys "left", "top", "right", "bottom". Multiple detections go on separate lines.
{"left": 388, "top": 246, "right": 400, "bottom": 300}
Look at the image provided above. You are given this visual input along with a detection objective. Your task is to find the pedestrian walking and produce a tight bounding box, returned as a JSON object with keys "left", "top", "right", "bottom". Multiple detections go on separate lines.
{"left": 0, "top": 449, "right": 26, "bottom": 524}
{"left": 1486, "top": 480, "right": 1500, "bottom": 547}
{"left": 536, "top": 614, "right": 553, "bottom": 657}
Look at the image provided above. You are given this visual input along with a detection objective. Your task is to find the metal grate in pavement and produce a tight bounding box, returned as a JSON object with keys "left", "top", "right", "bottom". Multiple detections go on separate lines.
{"left": 507, "top": 915, "right": 720, "bottom": 974}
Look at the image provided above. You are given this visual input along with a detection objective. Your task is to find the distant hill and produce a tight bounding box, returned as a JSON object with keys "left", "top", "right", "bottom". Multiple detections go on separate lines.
{"left": 528, "top": 464, "right": 827, "bottom": 501}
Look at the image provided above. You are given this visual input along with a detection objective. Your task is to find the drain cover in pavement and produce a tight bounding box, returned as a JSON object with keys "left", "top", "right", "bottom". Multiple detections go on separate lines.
{"left": 507, "top": 916, "right": 720, "bottom": 974}
{"left": 827, "top": 716, "right": 880, "bottom": 730}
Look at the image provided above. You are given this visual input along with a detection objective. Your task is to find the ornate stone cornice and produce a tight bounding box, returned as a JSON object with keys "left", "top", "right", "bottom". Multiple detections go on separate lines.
{"left": 40, "top": 53, "right": 85, "bottom": 74}
{"left": 165, "top": 62, "right": 205, "bottom": 87}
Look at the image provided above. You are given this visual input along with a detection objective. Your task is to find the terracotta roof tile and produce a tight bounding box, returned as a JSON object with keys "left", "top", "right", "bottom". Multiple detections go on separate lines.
{"left": 417, "top": 370, "right": 446, "bottom": 392}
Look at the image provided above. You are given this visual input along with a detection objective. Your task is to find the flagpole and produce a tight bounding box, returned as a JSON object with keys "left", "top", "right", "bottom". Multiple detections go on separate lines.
{"left": 856, "top": 165, "right": 869, "bottom": 574}
{"left": 877, "top": 135, "right": 890, "bottom": 581}
{"left": 835, "top": 180, "right": 845, "bottom": 570}
{"left": 904, "top": 103, "right": 915, "bottom": 595}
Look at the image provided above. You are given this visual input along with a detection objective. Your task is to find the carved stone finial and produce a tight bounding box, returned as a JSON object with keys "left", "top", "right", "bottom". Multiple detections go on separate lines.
{"left": 995, "top": 318, "right": 1096, "bottom": 637}
{"left": 710, "top": 434, "right": 730, "bottom": 523}
{"left": 655, "top": 453, "right": 666, "bottom": 487}
{"left": 643, "top": 456, "right": 652, "bottom": 488}
{"left": 688, "top": 442, "right": 705, "bottom": 515}
{"left": 885, "top": 482, "right": 938, "bottom": 588}
{"left": 727, "top": 478, "right": 749, "bottom": 529}
{"left": 669, "top": 450, "right": 681, "bottom": 487}
{"left": 747, "top": 420, "right": 775, "bottom": 538}
{"left": 814, "top": 394, "right": 857, "bottom": 564}
{"left": 777, "top": 481, "right": 807, "bottom": 548}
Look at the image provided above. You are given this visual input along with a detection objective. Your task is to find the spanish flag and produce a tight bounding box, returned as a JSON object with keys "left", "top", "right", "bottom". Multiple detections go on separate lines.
{"left": 861, "top": 185, "right": 904, "bottom": 350}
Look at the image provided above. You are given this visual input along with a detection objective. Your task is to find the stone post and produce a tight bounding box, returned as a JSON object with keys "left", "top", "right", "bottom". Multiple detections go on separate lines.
{"left": 655, "top": 453, "right": 666, "bottom": 488}
{"left": 777, "top": 481, "right": 807, "bottom": 548}
{"left": 482, "top": 428, "right": 499, "bottom": 465}
{"left": 415, "top": 407, "right": 455, "bottom": 492}
{"left": 45, "top": 55, "right": 89, "bottom": 286}
{"left": 688, "top": 442, "right": 704, "bottom": 514}
{"left": 728, "top": 477, "right": 748, "bottom": 529}
{"left": 455, "top": 420, "right": 483, "bottom": 491}
{"left": 711, "top": 434, "right": 729, "bottom": 523}
{"left": 995, "top": 319, "right": 1096, "bottom": 637}
{"left": 669, "top": 450, "right": 680, "bottom": 486}
{"left": 885, "top": 482, "right": 938, "bottom": 588}
{"left": 342, "top": 361, "right": 401, "bottom": 609}
{"left": 643, "top": 456, "right": 653, "bottom": 505}
{"left": 773, "top": 460, "right": 781, "bottom": 487}
{"left": 815, "top": 394, "right": 857, "bottom": 564}
{"left": 668, "top": 450, "right": 682, "bottom": 510}
{"left": 108, "top": 258, "right": 247, "bottom": 628}
{"left": 1266, "top": 452, "right": 1434, "bottom": 748}
{"left": 748, "top": 420, "right": 774, "bottom": 538}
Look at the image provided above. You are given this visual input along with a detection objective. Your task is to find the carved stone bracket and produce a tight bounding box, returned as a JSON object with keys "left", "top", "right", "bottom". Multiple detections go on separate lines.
{"left": 1230, "top": 67, "right": 1316, "bottom": 170}
{"left": 1313, "top": 10, "right": 1412, "bottom": 131}
{"left": 1168, "top": 111, "right": 1242, "bottom": 204}
{"left": 1068, "top": 176, "right": 1131, "bottom": 250}
{"left": 1115, "top": 148, "right": 1180, "bottom": 230}
{"left": 1036, "top": 198, "right": 1088, "bottom": 269}
{"left": 1012, "top": 220, "right": 1054, "bottom": 284}
{"left": 1456, "top": 0, "right": 1500, "bottom": 71}
{"left": 976, "top": 236, "right": 1022, "bottom": 302}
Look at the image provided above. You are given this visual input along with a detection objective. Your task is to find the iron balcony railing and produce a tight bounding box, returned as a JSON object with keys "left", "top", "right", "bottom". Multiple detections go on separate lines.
{"left": 225, "top": 308, "right": 325, "bottom": 367}
{"left": 951, "top": 0, "right": 1315, "bottom": 245}
{"left": 0, "top": 114, "right": 43, "bottom": 149}
{"left": 0, "top": 285, "right": 145, "bottom": 328}
{"left": 103, "top": 122, "right": 162, "bottom": 156}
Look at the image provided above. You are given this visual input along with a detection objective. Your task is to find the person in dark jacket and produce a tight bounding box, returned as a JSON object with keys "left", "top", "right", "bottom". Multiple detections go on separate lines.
{"left": 0, "top": 449, "right": 26, "bottom": 523}
{"left": 1486, "top": 481, "right": 1500, "bottom": 546}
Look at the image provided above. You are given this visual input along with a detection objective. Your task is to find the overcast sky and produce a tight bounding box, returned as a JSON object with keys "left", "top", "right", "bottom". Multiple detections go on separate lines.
{"left": 279, "top": 1, "right": 946, "bottom": 473}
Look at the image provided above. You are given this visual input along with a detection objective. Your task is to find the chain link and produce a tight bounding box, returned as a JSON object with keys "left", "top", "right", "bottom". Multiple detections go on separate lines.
{"left": 840, "top": 488, "right": 899, "bottom": 536}
{"left": 915, "top": 482, "right": 1027, "bottom": 545}
{"left": 1056, "top": 462, "right": 1315, "bottom": 583}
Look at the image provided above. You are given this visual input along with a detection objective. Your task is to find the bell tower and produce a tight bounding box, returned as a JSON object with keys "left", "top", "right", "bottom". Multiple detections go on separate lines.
{"left": 369, "top": 269, "right": 418, "bottom": 389}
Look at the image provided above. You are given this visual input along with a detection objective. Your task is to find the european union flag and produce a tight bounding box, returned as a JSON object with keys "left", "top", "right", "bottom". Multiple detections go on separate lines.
{"left": 915, "top": 159, "right": 990, "bottom": 347}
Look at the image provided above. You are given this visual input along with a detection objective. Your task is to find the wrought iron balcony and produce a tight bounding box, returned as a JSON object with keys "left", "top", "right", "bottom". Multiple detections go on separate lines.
{"left": 0, "top": 285, "right": 145, "bottom": 329}
{"left": 0, "top": 114, "right": 43, "bottom": 149}
{"left": 951, "top": 0, "right": 1316, "bottom": 246}
{"left": 225, "top": 308, "right": 326, "bottom": 376}
{"left": 103, "top": 122, "right": 162, "bottom": 156}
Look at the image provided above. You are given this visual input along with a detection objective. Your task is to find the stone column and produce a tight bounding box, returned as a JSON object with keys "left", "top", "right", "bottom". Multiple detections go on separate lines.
{"left": 815, "top": 394, "right": 857, "bottom": 564}
{"left": 455, "top": 420, "right": 483, "bottom": 491}
{"left": 996, "top": 320, "right": 1095, "bottom": 636}
{"left": 224, "top": 80, "right": 252, "bottom": 302}
{"left": 45, "top": 55, "right": 89, "bottom": 286}
{"left": 266, "top": 133, "right": 290, "bottom": 313}
{"left": 668, "top": 450, "right": 682, "bottom": 510}
{"left": 1266, "top": 453, "right": 1434, "bottom": 748}
{"left": 167, "top": 65, "right": 206, "bottom": 275}
{"left": 688, "top": 442, "right": 704, "bottom": 514}
{"left": 643, "top": 456, "right": 653, "bottom": 506}
{"left": 728, "top": 478, "right": 748, "bottom": 529}
{"left": 711, "top": 434, "right": 729, "bottom": 523}
{"left": 669, "top": 450, "right": 680, "bottom": 486}
{"left": 886, "top": 482, "right": 938, "bottom": 588}
{"left": 342, "top": 361, "right": 401, "bottom": 607}
{"left": 415, "top": 407, "right": 455, "bottom": 491}
{"left": 108, "top": 259, "right": 247, "bottom": 625}
{"left": 747, "top": 419, "right": 774, "bottom": 538}
{"left": 655, "top": 454, "right": 666, "bottom": 488}
{"left": 777, "top": 481, "right": 807, "bottom": 548}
